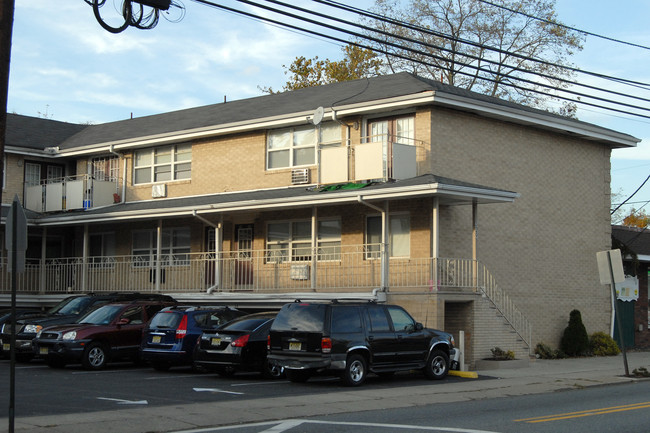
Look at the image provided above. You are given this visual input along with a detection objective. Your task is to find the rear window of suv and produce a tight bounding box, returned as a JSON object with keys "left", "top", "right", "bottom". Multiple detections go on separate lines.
{"left": 273, "top": 303, "right": 326, "bottom": 332}
{"left": 150, "top": 312, "right": 182, "bottom": 329}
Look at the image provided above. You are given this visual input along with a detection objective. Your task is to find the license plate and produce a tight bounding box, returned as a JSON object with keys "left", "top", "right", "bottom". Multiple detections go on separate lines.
{"left": 2, "top": 344, "right": 9, "bottom": 351}
{"left": 289, "top": 342, "right": 302, "bottom": 351}
{"left": 211, "top": 338, "right": 221, "bottom": 346}
{"left": 152, "top": 336, "right": 161, "bottom": 343}
{"left": 39, "top": 347, "right": 48, "bottom": 355}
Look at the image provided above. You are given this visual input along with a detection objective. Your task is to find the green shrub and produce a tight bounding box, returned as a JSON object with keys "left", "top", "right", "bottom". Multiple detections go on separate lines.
{"left": 490, "top": 347, "right": 515, "bottom": 360}
{"left": 589, "top": 331, "right": 621, "bottom": 356}
{"left": 560, "top": 309, "right": 590, "bottom": 357}
{"left": 534, "top": 342, "right": 567, "bottom": 359}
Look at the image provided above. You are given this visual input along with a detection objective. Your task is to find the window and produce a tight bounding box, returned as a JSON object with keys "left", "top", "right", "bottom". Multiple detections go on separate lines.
{"left": 368, "top": 116, "right": 415, "bottom": 145}
{"left": 25, "top": 163, "right": 40, "bottom": 187}
{"left": 134, "top": 144, "right": 192, "bottom": 184}
{"left": 89, "top": 232, "right": 116, "bottom": 268}
{"left": 132, "top": 227, "right": 191, "bottom": 267}
{"left": 387, "top": 306, "right": 416, "bottom": 332}
{"left": 266, "top": 219, "right": 341, "bottom": 262}
{"left": 267, "top": 122, "right": 340, "bottom": 169}
{"left": 91, "top": 157, "right": 119, "bottom": 181}
{"left": 366, "top": 214, "right": 410, "bottom": 258}
{"left": 367, "top": 306, "right": 391, "bottom": 332}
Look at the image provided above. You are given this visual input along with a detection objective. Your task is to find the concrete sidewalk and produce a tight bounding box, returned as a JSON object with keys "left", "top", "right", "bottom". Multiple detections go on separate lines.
{"left": 8, "top": 351, "right": 650, "bottom": 433}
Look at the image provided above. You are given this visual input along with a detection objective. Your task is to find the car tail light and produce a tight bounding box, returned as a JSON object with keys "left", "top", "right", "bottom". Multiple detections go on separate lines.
{"left": 175, "top": 315, "right": 188, "bottom": 339}
{"left": 267, "top": 335, "right": 270, "bottom": 350}
{"left": 231, "top": 334, "right": 250, "bottom": 348}
{"left": 321, "top": 337, "right": 332, "bottom": 353}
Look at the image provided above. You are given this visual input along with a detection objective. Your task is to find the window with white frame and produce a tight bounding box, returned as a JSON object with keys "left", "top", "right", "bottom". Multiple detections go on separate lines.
{"left": 132, "top": 227, "right": 191, "bottom": 267}
{"left": 91, "top": 157, "right": 119, "bottom": 181}
{"left": 89, "top": 232, "right": 116, "bottom": 267}
{"left": 366, "top": 213, "right": 410, "bottom": 258}
{"left": 368, "top": 116, "right": 415, "bottom": 145}
{"left": 134, "top": 144, "right": 192, "bottom": 184}
{"left": 267, "top": 122, "right": 340, "bottom": 169}
{"left": 266, "top": 219, "right": 341, "bottom": 262}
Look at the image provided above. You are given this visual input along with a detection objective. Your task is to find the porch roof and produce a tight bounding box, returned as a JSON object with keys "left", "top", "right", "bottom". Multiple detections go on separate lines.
{"left": 29, "top": 174, "right": 518, "bottom": 226}
{"left": 612, "top": 225, "right": 650, "bottom": 262}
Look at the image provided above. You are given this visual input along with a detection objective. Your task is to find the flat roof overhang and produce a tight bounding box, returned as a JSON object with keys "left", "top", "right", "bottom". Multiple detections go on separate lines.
{"left": 16, "top": 175, "right": 519, "bottom": 227}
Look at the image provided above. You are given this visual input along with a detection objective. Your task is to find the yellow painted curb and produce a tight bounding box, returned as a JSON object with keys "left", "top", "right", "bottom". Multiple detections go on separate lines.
{"left": 448, "top": 370, "right": 479, "bottom": 379}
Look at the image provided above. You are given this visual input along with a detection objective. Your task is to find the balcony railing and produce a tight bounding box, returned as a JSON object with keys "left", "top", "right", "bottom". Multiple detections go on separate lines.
{"left": 0, "top": 245, "right": 531, "bottom": 351}
{"left": 24, "top": 174, "right": 121, "bottom": 213}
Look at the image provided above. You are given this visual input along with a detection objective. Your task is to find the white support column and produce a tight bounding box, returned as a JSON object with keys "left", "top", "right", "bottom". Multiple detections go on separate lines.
{"left": 431, "top": 197, "right": 439, "bottom": 291}
{"left": 216, "top": 215, "right": 223, "bottom": 291}
{"left": 39, "top": 227, "right": 47, "bottom": 294}
{"left": 155, "top": 219, "right": 162, "bottom": 292}
{"left": 382, "top": 201, "right": 389, "bottom": 290}
{"left": 311, "top": 206, "right": 318, "bottom": 291}
{"left": 82, "top": 224, "right": 89, "bottom": 292}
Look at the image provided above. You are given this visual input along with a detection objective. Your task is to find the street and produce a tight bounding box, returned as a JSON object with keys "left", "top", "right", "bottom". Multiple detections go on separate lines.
{"left": 1, "top": 358, "right": 650, "bottom": 432}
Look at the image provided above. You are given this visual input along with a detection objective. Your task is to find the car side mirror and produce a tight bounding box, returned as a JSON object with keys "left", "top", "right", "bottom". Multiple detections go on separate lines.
{"left": 415, "top": 322, "right": 423, "bottom": 331}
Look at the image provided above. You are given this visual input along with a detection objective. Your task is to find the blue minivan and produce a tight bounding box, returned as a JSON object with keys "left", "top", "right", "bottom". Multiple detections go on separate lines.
{"left": 140, "top": 306, "right": 245, "bottom": 371}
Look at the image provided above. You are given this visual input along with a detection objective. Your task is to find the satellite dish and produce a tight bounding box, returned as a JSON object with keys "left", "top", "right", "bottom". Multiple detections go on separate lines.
{"left": 312, "top": 106, "right": 324, "bottom": 125}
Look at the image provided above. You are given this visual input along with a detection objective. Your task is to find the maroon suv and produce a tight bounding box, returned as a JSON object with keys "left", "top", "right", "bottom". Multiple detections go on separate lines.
{"left": 32, "top": 300, "right": 175, "bottom": 370}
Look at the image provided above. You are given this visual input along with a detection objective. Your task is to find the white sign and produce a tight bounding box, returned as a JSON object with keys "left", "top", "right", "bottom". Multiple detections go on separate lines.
{"left": 596, "top": 249, "right": 625, "bottom": 285}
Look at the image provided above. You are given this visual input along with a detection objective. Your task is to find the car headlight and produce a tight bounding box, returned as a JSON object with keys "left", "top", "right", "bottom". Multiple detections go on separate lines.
{"left": 62, "top": 331, "right": 76, "bottom": 341}
{"left": 24, "top": 324, "right": 43, "bottom": 334}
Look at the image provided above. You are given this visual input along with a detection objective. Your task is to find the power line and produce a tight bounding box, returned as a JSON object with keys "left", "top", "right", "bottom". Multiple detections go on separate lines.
{"left": 191, "top": 0, "right": 650, "bottom": 120}
{"left": 476, "top": 0, "right": 650, "bottom": 52}
{"left": 612, "top": 174, "right": 650, "bottom": 215}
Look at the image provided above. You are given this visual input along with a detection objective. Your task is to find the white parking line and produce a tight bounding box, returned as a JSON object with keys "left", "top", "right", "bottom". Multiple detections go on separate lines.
{"left": 170, "top": 419, "right": 503, "bottom": 433}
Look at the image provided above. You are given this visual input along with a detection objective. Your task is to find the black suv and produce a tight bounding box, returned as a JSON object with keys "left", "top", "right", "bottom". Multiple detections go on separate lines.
{"left": 267, "top": 301, "right": 456, "bottom": 386}
{"left": 1, "top": 292, "right": 176, "bottom": 362}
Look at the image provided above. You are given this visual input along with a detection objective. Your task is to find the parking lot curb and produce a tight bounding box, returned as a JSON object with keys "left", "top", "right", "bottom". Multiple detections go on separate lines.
{"left": 448, "top": 370, "right": 478, "bottom": 379}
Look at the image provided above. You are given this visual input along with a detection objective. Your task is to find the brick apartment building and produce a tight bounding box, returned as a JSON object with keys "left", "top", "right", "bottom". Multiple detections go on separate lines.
{"left": 0, "top": 73, "right": 639, "bottom": 366}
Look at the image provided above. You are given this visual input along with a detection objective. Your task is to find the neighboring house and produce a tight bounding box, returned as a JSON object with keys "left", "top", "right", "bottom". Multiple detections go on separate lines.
{"left": 611, "top": 225, "right": 650, "bottom": 349}
{"left": 0, "top": 73, "right": 640, "bottom": 367}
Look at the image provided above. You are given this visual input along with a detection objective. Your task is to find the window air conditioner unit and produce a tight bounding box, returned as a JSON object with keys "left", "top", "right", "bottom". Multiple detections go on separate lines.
{"left": 152, "top": 184, "right": 167, "bottom": 198}
{"left": 291, "top": 168, "right": 310, "bottom": 185}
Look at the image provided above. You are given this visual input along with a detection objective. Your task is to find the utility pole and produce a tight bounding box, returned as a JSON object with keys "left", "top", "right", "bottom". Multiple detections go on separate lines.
{"left": 0, "top": 0, "right": 14, "bottom": 207}
{"left": 0, "top": 3, "right": 15, "bottom": 432}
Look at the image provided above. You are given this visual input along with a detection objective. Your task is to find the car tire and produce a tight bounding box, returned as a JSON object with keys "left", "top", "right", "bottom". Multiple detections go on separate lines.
{"left": 261, "top": 357, "right": 284, "bottom": 379}
{"left": 424, "top": 349, "right": 449, "bottom": 380}
{"left": 341, "top": 354, "right": 367, "bottom": 386}
{"left": 152, "top": 362, "right": 171, "bottom": 372}
{"left": 286, "top": 369, "right": 312, "bottom": 383}
{"left": 46, "top": 357, "right": 67, "bottom": 369}
{"left": 215, "top": 366, "right": 236, "bottom": 377}
{"left": 82, "top": 342, "right": 108, "bottom": 370}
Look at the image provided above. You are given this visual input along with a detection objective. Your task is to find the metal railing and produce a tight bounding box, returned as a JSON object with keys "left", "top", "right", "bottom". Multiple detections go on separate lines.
{"left": 0, "top": 246, "right": 531, "bottom": 350}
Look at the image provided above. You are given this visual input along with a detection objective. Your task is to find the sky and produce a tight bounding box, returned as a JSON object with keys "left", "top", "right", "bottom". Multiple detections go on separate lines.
{"left": 6, "top": 0, "right": 650, "bottom": 219}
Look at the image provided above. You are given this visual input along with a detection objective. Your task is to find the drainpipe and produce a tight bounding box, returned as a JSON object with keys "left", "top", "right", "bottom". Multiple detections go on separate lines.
{"left": 311, "top": 207, "right": 317, "bottom": 291}
{"left": 108, "top": 145, "right": 126, "bottom": 204}
{"left": 357, "top": 196, "right": 389, "bottom": 291}
{"left": 192, "top": 211, "right": 222, "bottom": 294}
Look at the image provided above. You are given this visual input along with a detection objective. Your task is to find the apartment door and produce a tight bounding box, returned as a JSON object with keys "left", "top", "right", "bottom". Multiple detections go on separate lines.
{"left": 234, "top": 224, "right": 253, "bottom": 287}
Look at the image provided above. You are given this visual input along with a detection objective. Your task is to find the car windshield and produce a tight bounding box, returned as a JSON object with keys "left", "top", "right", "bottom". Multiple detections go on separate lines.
{"left": 48, "top": 297, "right": 92, "bottom": 315}
{"left": 77, "top": 305, "right": 123, "bottom": 325}
{"left": 272, "top": 304, "right": 325, "bottom": 332}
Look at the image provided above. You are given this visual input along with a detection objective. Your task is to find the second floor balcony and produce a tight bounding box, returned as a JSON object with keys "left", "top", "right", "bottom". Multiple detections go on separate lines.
{"left": 24, "top": 174, "right": 121, "bottom": 213}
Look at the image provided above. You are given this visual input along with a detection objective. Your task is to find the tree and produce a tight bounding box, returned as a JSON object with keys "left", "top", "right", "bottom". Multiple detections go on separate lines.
{"left": 560, "top": 309, "right": 590, "bottom": 357}
{"left": 361, "top": 0, "right": 584, "bottom": 112}
{"left": 261, "top": 45, "right": 382, "bottom": 93}
{"left": 622, "top": 209, "right": 650, "bottom": 228}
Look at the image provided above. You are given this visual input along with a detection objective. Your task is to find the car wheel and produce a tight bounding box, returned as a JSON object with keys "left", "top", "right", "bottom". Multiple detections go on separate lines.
{"left": 424, "top": 349, "right": 449, "bottom": 380}
{"left": 261, "top": 357, "right": 284, "bottom": 379}
{"left": 46, "top": 357, "right": 67, "bottom": 369}
{"left": 152, "top": 362, "right": 171, "bottom": 372}
{"left": 215, "top": 366, "right": 236, "bottom": 377}
{"left": 341, "top": 354, "right": 367, "bottom": 386}
{"left": 286, "top": 369, "right": 312, "bottom": 383}
{"left": 82, "top": 342, "right": 108, "bottom": 370}
{"left": 15, "top": 353, "right": 34, "bottom": 363}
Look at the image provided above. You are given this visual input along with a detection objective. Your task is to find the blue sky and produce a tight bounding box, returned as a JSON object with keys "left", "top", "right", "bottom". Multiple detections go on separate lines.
{"left": 7, "top": 0, "right": 650, "bottom": 218}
